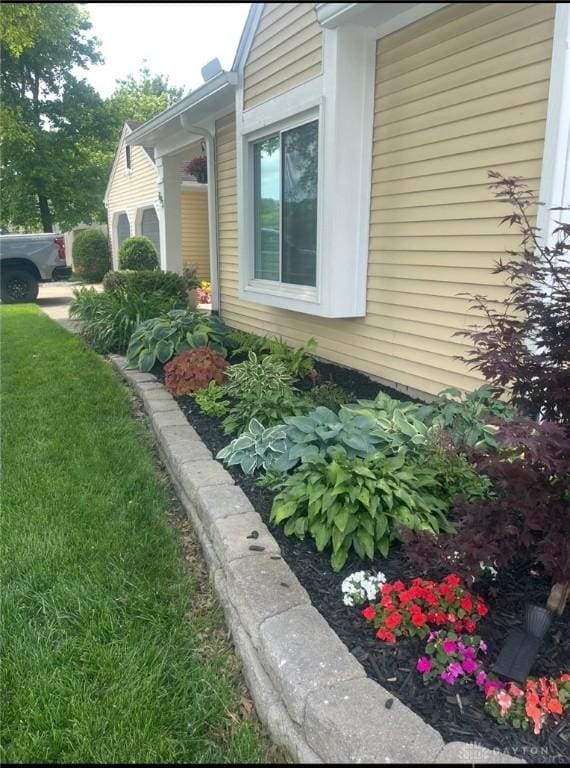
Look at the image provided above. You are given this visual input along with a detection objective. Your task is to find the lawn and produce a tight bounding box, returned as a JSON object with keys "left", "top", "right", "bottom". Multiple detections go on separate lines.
{"left": 0, "top": 304, "right": 276, "bottom": 764}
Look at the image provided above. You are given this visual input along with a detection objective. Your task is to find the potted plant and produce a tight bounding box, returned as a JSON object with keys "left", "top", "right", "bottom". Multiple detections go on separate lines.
{"left": 182, "top": 265, "right": 200, "bottom": 308}
{"left": 184, "top": 155, "right": 207, "bottom": 184}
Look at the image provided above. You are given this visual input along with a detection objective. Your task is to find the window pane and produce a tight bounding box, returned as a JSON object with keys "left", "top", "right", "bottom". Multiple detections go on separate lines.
{"left": 282, "top": 120, "right": 318, "bottom": 286}
{"left": 253, "top": 135, "right": 280, "bottom": 281}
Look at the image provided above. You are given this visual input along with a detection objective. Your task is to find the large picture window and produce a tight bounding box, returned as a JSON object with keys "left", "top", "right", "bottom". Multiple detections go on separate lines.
{"left": 253, "top": 119, "right": 318, "bottom": 287}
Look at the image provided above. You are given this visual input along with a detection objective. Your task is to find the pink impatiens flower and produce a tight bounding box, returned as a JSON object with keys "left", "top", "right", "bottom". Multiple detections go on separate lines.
{"left": 442, "top": 639, "right": 457, "bottom": 654}
{"left": 462, "top": 657, "right": 478, "bottom": 674}
{"left": 416, "top": 656, "right": 432, "bottom": 674}
{"left": 497, "top": 691, "right": 513, "bottom": 718}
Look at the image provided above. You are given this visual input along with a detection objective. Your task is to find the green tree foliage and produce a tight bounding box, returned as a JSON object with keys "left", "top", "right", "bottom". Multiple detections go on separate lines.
{"left": 0, "top": 8, "right": 186, "bottom": 234}
{"left": 108, "top": 64, "right": 184, "bottom": 127}
{"left": 0, "top": 3, "right": 114, "bottom": 232}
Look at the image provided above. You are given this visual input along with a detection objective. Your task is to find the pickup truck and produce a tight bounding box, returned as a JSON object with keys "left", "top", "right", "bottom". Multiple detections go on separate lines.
{"left": 0, "top": 232, "right": 72, "bottom": 303}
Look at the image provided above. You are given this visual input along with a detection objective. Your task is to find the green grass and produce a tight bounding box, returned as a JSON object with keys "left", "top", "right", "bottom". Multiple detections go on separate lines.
{"left": 0, "top": 305, "right": 276, "bottom": 764}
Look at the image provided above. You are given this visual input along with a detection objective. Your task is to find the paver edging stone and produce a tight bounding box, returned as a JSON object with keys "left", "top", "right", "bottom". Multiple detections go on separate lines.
{"left": 108, "top": 354, "right": 525, "bottom": 765}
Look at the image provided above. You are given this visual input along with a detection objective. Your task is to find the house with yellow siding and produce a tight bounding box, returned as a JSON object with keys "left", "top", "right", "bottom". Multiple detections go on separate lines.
{"left": 104, "top": 121, "right": 211, "bottom": 280}
{"left": 126, "top": 2, "right": 569, "bottom": 401}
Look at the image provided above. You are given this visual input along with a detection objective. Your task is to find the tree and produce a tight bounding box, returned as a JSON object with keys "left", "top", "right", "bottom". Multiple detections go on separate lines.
{"left": 0, "top": 3, "right": 114, "bottom": 232}
{"left": 108, "top": 64, "right": 185, "bottom": 128}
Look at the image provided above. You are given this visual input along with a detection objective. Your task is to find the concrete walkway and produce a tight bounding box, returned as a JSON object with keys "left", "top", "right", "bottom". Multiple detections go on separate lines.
{"left": 37, "top": 281, "right": 101, "bottom": 331}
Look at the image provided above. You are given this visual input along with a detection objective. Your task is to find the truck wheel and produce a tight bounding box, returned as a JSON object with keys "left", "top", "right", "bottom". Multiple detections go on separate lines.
{"left": 1, "top": 268, "right": 40, "bottom": 303}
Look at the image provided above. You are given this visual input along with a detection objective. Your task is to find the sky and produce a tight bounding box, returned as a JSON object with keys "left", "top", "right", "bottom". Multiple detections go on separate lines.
{"left": 82, "top": 2, "right": 251, "bottom": 98}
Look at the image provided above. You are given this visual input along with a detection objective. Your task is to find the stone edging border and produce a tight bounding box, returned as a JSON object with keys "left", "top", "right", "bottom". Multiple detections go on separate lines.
{"left": 109, "top": 354, "right": 524, "bottom": 765}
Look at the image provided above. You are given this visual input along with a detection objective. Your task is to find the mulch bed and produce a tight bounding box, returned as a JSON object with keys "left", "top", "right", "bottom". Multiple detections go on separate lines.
{"left": 153, "top": 360, "right": 570, "bottom": 763}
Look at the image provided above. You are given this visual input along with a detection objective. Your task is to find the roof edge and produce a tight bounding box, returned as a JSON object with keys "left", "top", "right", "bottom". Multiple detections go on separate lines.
{"left": 126, "top": 71, "right": 238, "bottom": 146}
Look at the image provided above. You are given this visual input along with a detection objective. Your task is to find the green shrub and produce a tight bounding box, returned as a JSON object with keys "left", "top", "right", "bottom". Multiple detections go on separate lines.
{"left": 193, "top": 382, "right": 230, "bottom": 418}
{"left": 103, "top": 270, "right": 187, "bottom": 303}
{"left": 118, "top": 236, "right": 159, "bottom": 271}
{"left": 270, "top": 447, "right": 452, "bottom": 571}
{"left": 217, "top": 419, "right": 288, "bottom": 475}
{"left": 306, "top": 382, "right": 354, "bottom": 411}
{"left": 72, "top": 229, "right": 111, "bottom": 283}
{"left": 69, "top": 287, "right": 181, "bottom": 354}
{"left": 222, "top": 352, "right": 308, "bottom": 435}
{"left": 126, "top": 310, "right": 231, "bottom": 372}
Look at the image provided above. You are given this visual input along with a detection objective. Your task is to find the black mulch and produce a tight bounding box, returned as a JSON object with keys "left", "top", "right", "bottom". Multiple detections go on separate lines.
{"left": 153, "top": 360, "right": 570, "bottom": 763}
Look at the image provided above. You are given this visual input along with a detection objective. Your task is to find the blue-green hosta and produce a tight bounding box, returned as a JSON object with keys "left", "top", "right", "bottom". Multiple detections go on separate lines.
{"left": 126, "top": 310, "right": 230, "bottom": 372}
{"left": 216, "top": 419, "right": 288, "bottom": 474}
{"left": 270, "top": 447, "right": 452, "bottom": 571}
{"left": 343, "top": 393, "right": 432, "bottom": 453}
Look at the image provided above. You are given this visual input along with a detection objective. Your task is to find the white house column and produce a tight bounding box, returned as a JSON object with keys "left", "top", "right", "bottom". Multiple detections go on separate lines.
{"left": 538, "top": 3, "right": 570, "bottom": 246}
{"left": 156, "top": 154, "right": 182, "bottom": 273}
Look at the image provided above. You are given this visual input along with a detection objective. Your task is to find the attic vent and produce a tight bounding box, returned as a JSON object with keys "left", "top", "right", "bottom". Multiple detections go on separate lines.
{"left": 201, "top": 58, "right": 223, "bottom": 82}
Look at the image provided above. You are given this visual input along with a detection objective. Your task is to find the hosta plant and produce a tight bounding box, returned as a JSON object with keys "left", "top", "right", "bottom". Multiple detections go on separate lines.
{"left": 228, "top": 332, "right": 318, "bottom": 379}
{"left": 222, "top": 352, "right": 307, "bottom": 434}
{"left": 216, "top": 419, "right": 288, "bottom": 475}
{"left": 344, "top": 393, "right": 431, "bottom": 453}
{"left": 271, "top": 406, "right": 381, "bottom": 472}
{"left": 164, "top": 348, "right": 228, "bottom": 396}
{"left": 126, "top": 310, "right": 230, "bottom": 372}
{"left": 418, "top": 386, "right": 515, "bottom": 452}
{"left": 192, "top": 381, "right": 229, "bottom": 417}
{"left": 270, "top": 447, "right": 451, "bottom": 571}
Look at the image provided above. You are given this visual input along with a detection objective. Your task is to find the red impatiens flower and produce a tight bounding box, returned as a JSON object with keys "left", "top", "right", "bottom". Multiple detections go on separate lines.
{"left": 384, "top": 611, "right": 403, "bottom": 630}
{"left": 460, "top": 595, "right": 473, "bottom": 612}
{"left": 361, "top": 606, "right": 376, "bottom": 622}
{"left": 443, "top": 574, "right": 462, "bottom": 587}
{"left": 380, "top": 596, "right": 395, "bottom": 612}
{"left": 381, "top": 583, "right": 393, "bottom": 596}
{"left": 411, "top": 612, "right": 427, "bottom": 627}
{"left": 476, "top": 600, "right": 489, "bottom": 617}
{"left": 376, "top": 628, "right": 396, "bottom": 644}
{"left": 392, "top": 580, "right": 405, "bottom": 592}
{"left": 464, "top": 619, "right": 476, "bottom": 634}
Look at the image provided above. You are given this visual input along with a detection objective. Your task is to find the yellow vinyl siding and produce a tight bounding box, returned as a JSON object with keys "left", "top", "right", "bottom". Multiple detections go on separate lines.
{"left": 107, "top": 139, "right": 158, "bottom": 252}
{"left": 181, "top": 189, "right": 210, "bottom": 280}
{"left": 219, "top": 3, "right": 554, "bottom": 399}
{"left": 243, "top": 3, "right": 322, "bottom": 110}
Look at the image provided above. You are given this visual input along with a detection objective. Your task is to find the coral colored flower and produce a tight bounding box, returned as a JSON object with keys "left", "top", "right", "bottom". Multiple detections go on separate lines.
{"left": 411, "top": 612, "right": 427, "bottom": 627}
{"left": 507, "top": 683, "right": 524, "bottom": 698}
{"left": 497, "top": 691, "right": 513, "bottom": 717}
{"left": 547, "top": 698, "right": 563, "bottom": 715}
{"left": 416, "top": 656, "right": 432, "bottom": 674}
{"left": 442, "top": 639, "right": 457, "bottom": 654}
{"left": 385, "top": 611, "right": 403, "bottom": 630}
{"left": 560, "top": 673, "right": 570, "bottom": 682}
{"left": 485, "top": 680, "right": 503, "bottom": 698}
{"left": 361, "top": 606, "right": 376, "bottom": 621}
{"left": 376, "top": 627, "right": 396, "bottom": 644}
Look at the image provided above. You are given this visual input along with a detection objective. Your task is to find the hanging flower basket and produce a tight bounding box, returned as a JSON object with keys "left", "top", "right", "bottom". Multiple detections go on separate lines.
{"left": 185, "top": 155, "right": 207, "bottom": 184}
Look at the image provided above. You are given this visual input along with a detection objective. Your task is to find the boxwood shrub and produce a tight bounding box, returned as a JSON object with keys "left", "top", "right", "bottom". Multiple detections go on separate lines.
{"left": 118, "top": 236, "right": 159, "bottom": 271}
{"left": 72, "top": 229, "right": 111, "bottom": 282}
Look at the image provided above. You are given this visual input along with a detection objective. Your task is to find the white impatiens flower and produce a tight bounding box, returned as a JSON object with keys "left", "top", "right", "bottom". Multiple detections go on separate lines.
{"left": 479, "top": 561, "right": 498, "bottom": 580}
{"left": 341, "top": 570, "right": 386, "bottom": 607}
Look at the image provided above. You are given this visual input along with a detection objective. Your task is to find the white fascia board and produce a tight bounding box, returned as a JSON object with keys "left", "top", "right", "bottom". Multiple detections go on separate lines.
{"left": 232, "top": 3, "right": 264, "bottom": 75}
{"left": 126, "top": 72, "right": 237, "bottom": 147}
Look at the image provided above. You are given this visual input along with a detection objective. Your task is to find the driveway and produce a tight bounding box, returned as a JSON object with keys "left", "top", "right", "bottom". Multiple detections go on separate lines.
{"left": 37, "top": 281, "right": 101, "bottom": 331}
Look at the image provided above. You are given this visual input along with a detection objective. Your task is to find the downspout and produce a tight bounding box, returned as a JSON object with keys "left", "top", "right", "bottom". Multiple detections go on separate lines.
{"left": 179, "top": 116, "right": 220, "bottom": 314}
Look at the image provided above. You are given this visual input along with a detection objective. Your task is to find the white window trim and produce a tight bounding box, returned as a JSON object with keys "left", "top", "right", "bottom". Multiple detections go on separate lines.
{"left": 244, "top": 107, "right": 322, "bottom": 305}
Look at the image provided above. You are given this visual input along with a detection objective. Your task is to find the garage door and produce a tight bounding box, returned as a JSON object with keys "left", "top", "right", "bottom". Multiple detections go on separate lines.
{"left": 141, "top": 207, "right": 160, "bottom": 257}
{"left": 117, "top": 213, "right": 130, "bottom": 246}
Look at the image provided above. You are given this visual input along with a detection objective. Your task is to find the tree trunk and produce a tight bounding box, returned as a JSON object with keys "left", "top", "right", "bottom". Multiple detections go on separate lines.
{"left": 38, "top": 195, "right": 53, "bottom": 232}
